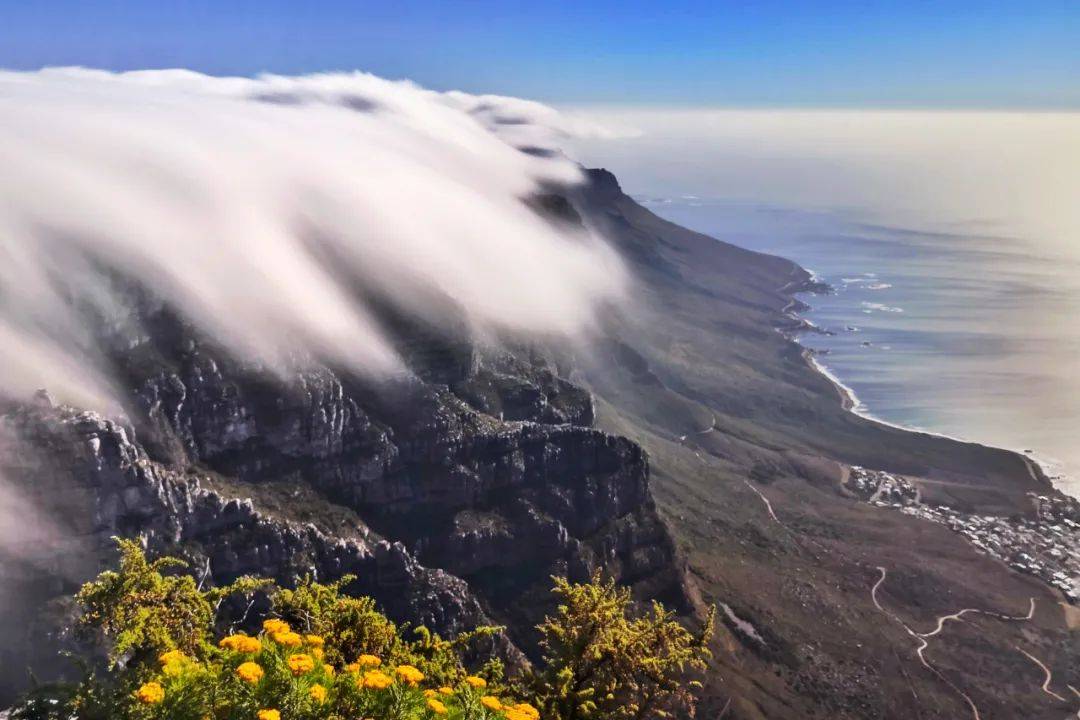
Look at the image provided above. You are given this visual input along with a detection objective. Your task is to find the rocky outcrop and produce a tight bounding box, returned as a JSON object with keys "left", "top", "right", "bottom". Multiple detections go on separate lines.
{"left": 0, "top": 236, "right": 689, "bottom": 701}
{"left": 0, "top": 401, "right": 499, "bottom": 658}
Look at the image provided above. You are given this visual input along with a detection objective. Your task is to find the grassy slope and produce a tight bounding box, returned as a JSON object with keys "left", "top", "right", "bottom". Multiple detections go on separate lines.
{"left": 573, "top": 170, "right": 1077, "bottom": 720}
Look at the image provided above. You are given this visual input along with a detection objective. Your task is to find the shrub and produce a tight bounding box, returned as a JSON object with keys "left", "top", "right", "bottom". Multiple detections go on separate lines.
{"left": 270, "top": 576, "right": 504, "bottom": 688}
{"left": 528, "top": 574, "right": 714, "bottom": 720}
{"left": 74, "top": 538, "right": 271, "bottom": 666}
{"left": 12, "top": 540, "right": 710, "bottom": 720}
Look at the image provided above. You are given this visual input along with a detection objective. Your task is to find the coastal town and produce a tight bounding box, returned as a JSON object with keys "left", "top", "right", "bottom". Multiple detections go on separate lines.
{"left": 845, "top": 466, "right": 1080, "bottom": 604}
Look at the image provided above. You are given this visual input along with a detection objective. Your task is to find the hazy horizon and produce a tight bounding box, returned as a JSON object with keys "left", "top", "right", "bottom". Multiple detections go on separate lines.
{"left": 565, "top": 108, "right": 1080, "bottom": 497}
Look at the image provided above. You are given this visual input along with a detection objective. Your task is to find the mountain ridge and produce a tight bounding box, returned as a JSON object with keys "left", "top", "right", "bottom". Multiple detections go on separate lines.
{"left": 570, "top": 168, "right": 1076, "bottom": 719}
{"left": 0, "top": 166, "right": 1075, "bottom": 719}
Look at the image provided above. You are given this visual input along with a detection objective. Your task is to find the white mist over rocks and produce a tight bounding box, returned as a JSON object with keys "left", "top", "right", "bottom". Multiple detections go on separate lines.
{"left": 0, "top": 468, "right": 65, "bottom": 572}
{"left": 0, "top": 68, "right": 626, "bottom": 410}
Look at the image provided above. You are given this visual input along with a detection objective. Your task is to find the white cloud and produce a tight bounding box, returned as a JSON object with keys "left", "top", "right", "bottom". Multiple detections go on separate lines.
{"left": 0, "top": 69, "right": 627, "bottom": 409}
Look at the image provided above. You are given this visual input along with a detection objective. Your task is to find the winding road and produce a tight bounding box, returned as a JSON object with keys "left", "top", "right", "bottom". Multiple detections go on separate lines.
{"left": 1016, "top": 647, "right": 1068, "bottom": 703}
{"left": 871, "top": 567, "right": 981, "bottom": 720}
{"left": 870, "top": 567, "right": 1045, "bottom": 720}
{"left": 916, "top": 597, "right": 1035, "bottom": 638}
{"left": 679, "top": 414, "right": 1076, "bottom": 719}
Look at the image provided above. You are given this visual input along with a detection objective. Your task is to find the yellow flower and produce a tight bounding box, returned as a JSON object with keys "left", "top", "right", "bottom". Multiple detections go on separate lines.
{"left": 256, "top": 710, "right": 280, "bottom": 720}
{"left": 309, "top": 684, "right": 327, "bottom": 703}
{"left": 481, "top": 696, "right": 503, "bottom": 711}
{"left": 287, "top": 653, "right": 315, "bottom": 676}
{"left": 424, "top": 689, "right": 437, "bottom": 698}
{"left": 324, "top": 664, "right": 336, "bottom": 677}
{"left": 135, "top": 681, "right": 164, "bottom": 705}
{"left": 504, "top": 704, "right": 541, "bottom": 720}
{"left": 345, "top": 662, "right": 361, "bottom": 673}
{"left": 357, "top": 654, "right": 382, "bottom": 667}
{"left": 361, "top": 669, "right": 394, "bottom": 689}
{"left": 159, "top": 650, "right": 188, "bottom": 677}
{"left": 513, "top": 703, "right": 540, "bottom": 720}
{"left": 464, "top": 675, "right": 487, "bottom": 688}
{"left": 395, "top": 664, "right": 424, "bottom": 685}
{"left": 305, "top": 634, "right": 325, "bottom": 647}
{"left": 220, "top": 634, "right": 262, "bottom": 654}
{"left": 272, "top": 630, "right": 303, "bottom": 648}
{"left": 158, "top": 649, "right": 186, "bottom": 666}
{"left": 439, "top": 686, "right": 454, "bottom": 696}
{"left": 236, "top": 661, "right": 265, "bottom": 684}
{"left": 262, "top": 618, "right": 290, "bottom": 634}
{"left": 427, "top": 698, "right": 448, "bottom": 715}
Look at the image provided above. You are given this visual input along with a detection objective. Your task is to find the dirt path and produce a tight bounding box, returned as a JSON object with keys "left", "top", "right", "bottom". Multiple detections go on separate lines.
{"left": 871, "top": 568, "right": 1060, "bottom": 720}
{"left": 916, "top": 598, "right": 1035, "bottom": 638}
{"left": 1016, "top": 647, "right": 1068, "bottom": 703}
{"left": 740, "top": 472, "right": 1059, "bottom": 720}
{"left": 743, "top": 479, "right": 781, "bottom": 524}
{"left": 872, "top": 569, "right": 984, "bottom": 720}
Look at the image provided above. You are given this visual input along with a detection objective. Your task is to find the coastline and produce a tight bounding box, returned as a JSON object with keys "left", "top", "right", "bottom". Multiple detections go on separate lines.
{"left": 779, "top": 275, "right": 1070, "bottom": 499}
{"left": 780, "top": 277, "right": 1080, "bottom": 607}
{"left": 578, "top": 172, "right": 1080, "bottom": 714}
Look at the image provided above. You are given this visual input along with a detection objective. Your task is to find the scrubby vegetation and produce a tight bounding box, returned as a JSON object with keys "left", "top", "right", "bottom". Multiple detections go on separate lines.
{"left": 13, "top": 539, "right": 712, "bottom": 720}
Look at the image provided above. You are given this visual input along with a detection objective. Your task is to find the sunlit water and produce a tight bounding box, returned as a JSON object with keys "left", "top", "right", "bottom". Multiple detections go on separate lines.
{"left": 641, "top": 198, "right": 1080, "bottom": 499}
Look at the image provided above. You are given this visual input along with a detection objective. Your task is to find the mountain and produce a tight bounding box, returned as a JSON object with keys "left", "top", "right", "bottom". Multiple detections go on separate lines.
{"left": 570, "top": 169, "right": 1077, "bottom": 719}
{"left": 1, "top": 168, "right": 1076, "bottom": 719}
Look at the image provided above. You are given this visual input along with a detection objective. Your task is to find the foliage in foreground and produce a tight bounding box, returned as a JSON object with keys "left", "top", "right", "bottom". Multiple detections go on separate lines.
{"left": 13, "top": 539, "right": 712, "bottom": 720}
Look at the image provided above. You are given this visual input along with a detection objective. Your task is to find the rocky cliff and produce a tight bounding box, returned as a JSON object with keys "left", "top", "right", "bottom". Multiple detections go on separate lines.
{"left": 4, "top": 167, "right": 1075, "bottom": 720}
{"left": 0, "top": 191, "right": 688, "bottom": 703}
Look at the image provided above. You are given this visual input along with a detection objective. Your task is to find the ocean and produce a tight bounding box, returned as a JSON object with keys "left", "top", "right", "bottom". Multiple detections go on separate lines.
{"left": 641, "top": 197, "right": 1080, "bottom": 499}
{"left": 566, "top": 109, "right": 1080, "bottom": 500}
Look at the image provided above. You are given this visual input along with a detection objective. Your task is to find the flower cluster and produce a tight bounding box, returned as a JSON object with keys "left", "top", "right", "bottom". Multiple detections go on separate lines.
{"left": 287, "top": 653, "right": 316, "bottom": 676}
{"left": 395, "top": 664, "right": 424, "bottom": 685}
{"left": 126, "top": 617, "right": 540, "bottom": 720}
{"left": 135, "top": 681, "right": 164, "bottom": 705}
{"left": 237, "top": 661, "right": 265, "bottom": 684}
{"left": 220, "top": 634, "right": 262, "bottom": 654}
{"left": 25, "top": 539, "right": 710, "bottom": 720}
{"left": 360, "top": 669, "right": 394, "bottom": 689}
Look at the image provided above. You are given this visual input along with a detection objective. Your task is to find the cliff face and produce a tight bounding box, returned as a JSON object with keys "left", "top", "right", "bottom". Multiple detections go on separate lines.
{"left": 0, "top": 197, "right": 688, "bottom": 702}
{"left": 5, "top": 167, "right": 1073, "bottom": 719}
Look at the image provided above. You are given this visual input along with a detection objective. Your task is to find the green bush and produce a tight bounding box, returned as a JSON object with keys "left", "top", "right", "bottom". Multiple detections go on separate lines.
{"left": 530, "top": 575, "right": 714, "bottom": 720}
{"left": 13, "top": 540, "right": 711, "bottom": 720}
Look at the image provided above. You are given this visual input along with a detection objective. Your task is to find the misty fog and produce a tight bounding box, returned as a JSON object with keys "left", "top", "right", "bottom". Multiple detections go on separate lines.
{"left": 0, "top": 68, "right": 626, "bottom": 410}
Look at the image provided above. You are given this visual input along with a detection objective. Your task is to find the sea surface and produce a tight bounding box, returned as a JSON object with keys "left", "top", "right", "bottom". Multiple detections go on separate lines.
{"left": 641, "top": 197, "right": 1080, "bottom": 499}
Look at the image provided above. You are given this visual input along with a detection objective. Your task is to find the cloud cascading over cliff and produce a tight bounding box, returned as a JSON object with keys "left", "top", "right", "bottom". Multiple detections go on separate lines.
{"left": 0, "top": 68, "right": 625, "bottom": 409}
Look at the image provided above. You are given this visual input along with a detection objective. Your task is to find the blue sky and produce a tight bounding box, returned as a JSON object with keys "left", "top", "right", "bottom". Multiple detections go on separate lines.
{"left": 1, "top": 1, "right": 1076, "bottom": 107}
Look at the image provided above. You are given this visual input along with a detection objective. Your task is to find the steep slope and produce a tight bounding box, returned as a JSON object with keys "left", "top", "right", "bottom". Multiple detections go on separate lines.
{"left": 0, "top": 227, "right": 688, "bottom": 704}
{"left": 1, "top": 166, "right": 1075, "bottom": 720}
{"left": 569, "top": 169, "right": 1077, "bottom": 720}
